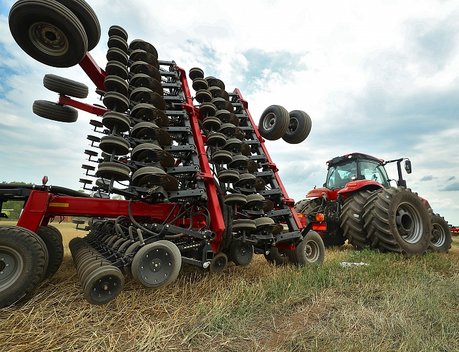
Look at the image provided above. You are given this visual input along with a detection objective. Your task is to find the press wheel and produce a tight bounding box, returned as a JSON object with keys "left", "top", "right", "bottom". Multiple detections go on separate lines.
{"left": 131, "top": 240, "right": 181, "bottom": 288}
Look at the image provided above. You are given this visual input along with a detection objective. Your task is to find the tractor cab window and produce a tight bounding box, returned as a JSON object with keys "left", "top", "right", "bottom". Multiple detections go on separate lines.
{"left": 326, "top": 161, "right": 358, "bottom": 189}
{"left": 358, "top": 160, "right": 390, "bottom": 187}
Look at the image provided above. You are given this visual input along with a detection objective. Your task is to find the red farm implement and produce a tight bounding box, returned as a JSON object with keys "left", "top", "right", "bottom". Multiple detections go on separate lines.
{"left": 0, "top": 0, "right": 320, "bottom": 307}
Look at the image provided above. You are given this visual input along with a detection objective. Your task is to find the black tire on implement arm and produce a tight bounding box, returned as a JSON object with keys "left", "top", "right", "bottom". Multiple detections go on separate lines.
{"left": 9, "top": 0, "right": 88, "bottom": 67}
{"left": 258, "top": 105, "right": 290, "bottom": 140}
{"left": 282, "top": 110, "right": 312, "bottom": 144}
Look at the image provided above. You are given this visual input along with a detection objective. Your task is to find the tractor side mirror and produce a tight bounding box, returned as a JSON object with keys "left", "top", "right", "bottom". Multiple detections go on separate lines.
{"left": 404, "top": 160, "right": 412, "bottom": 174}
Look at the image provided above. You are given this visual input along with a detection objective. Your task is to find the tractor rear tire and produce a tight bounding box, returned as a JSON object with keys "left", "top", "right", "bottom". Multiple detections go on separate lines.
{"left": 43, "top": 74, "right": 89, "bottom": 98}
{"left": 282, "top": 110, "right": 312, "bottom": 144}
{"left": 429, "top": 213, "right": 452, "bottom": 252}
{"left": 0, "top": 226, "right": 47, "bottom": 308}
{"left": 364, "top": 188, "right": 431, "bottom": 255}
{"left": 36, "top": 226, "right": 64, "bottom": 279}
{"left": 54, "top": 0, "right": 101, "bottom": 51}
{"left": 9, "top": 0, "right": 88, "bottom": 67}
{"left": 33, "top": 100, "right": 78, "bottom": 122}
{"left": 340, "top": 190, "right": 380, "bottom": 249}
{"left": 258, "top": 105, "right": 290, "bottom": 140}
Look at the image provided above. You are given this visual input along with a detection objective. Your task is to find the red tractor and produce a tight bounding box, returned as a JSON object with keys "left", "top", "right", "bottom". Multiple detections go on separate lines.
{"left": 295, "top": 152, "right": 452, "bottom": 255}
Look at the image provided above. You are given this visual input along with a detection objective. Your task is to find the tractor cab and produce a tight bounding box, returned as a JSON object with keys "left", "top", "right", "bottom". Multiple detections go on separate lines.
{"left": 325, "top": 153, "right": 390, "bottom": 190}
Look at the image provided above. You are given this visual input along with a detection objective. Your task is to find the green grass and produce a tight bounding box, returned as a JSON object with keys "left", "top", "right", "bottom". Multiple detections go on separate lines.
{"left": 0, "top": 222, "right": 458, "bottom": 351}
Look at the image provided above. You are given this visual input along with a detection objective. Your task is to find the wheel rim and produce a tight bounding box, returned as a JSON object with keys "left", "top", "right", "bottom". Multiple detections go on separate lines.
{"left": 29, "top": 22, "right": 69, "bottom": 56}
{"left": 132, "top": 243, "right": 179, "bottom": 287}
{"left": 395, "top": 202, "right": 423, "bottom": 243}
{"left": 431, "top": 223, "right": 446, "bottom": 247}
{"left": 0, "top": 246, "right": 24, "bottom": 291}
{"left": 210, "top": 253, "right": 227, "bottom": 272}
{"left": 287, "top": 117, "right": 299, "bottom": 133}
{"left": 303, "top": 240, "right": 320, "bottom": 263}
{"left": 263, "top": 112, "right": 276, "bottom": 131}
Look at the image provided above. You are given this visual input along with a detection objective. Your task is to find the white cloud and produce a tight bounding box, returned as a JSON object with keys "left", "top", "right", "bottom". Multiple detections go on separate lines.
{"left": 1, "top": 0, "right": 459, "bottom": 224}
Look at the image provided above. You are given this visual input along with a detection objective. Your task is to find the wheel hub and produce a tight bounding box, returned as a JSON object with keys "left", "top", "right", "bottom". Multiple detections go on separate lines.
{"left": 304, "top": 241, "right": 319, "bottom": 262}
{"left": 0, "top": 247, "right": 23, "bottom": 290}
{"left": 396, "top": 203, "right": 422, "bottom": 243}
{"left": 29, "top": 22, "right": 69, "bottom": 56}
{"left": 263, "top": 113, "right": 276, "bottom": 130}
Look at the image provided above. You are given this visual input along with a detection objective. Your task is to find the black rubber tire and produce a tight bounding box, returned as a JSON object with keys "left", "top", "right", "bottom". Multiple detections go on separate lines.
{"left": 99, "top": 135, "right": 129, "bottom": 156}
{"left": 258, "top": 105, "right": 290, "bottom": 140}
{"left": 106, "top": 47, "right": 128, "bottom": 66}
{"left": 96, "top": 161, "right": 131, "bottom": 181}
{"left": 83, "top": 265, "right": 124, "bottom": 305}
{"left": 229, "top": 240, "right": 253, "bottom": 266}
{"left": 363, "top": 188, "right": 431, "bottom": 255}
{"left": 340, "top": 190, "right": 379, "bottom": 249}
{"left": 43, "top": 74, "right": 88, "bottom": 98}
{"left": 291, "top": 231, "right": 325, "bottom": 266}
{"left": 264, "top": 247, "right": 290, "bottom": 266}
{"left": 36, "top": 226, "right": 64, "bottom": 279}
{"left": 54, "top": 0, "right": 101, "bottom": 51}
{"left": 282, "top": 110, "right": 312, "bottom": 144}
{"left": 129, "top": 40, "right": 158, "bottom": 59}
{"left": 189, "top": 67, "right": 204, "bottom": 80}
{"left": 33, "top": 100, "right": 78, "bottom": 122}
{"left": 131, "top": 240, "right": 181, "bottom": 288}
{"left": 108, "top": 25, "right": 128, "bottom": 41}
{"left": 429, "top": 213, "right": 452, "bottom": 252}
{"left": 0, "top": 226, "right": 46, "bottom": 308}
{"left": 209, "top": 253, "right": 228, "bottom": 273}
{"left": 130, "top": 49, "right": 159, "bottom": 68}
{"left": 9, "top": 0, "right": 88, "bottom": 67}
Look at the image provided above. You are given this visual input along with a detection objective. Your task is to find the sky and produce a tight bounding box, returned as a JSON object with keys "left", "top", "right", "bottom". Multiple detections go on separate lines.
{"left": 0, "top": 0, "right": 458, "bottom": 225}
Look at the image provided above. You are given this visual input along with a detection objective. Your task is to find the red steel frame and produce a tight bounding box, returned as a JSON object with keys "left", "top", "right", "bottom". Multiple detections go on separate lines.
{"left": 16, "top": 53, "right": 226, "bottom": 252}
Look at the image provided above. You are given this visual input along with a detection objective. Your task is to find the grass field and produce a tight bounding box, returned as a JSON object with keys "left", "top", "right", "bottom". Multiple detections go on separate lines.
{"left": 1, "top": 221, "right": 458, "bottom": 352}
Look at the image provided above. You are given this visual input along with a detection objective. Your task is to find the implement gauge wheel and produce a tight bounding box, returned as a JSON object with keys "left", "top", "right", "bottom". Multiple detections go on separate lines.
{"left": 258, "top": 105, "right": 290, "bottom": 140}
{"left": 9, "top": 0, "right": 88, "bottom": 67}
{"left": 291, "top": 231, "right": 325, "bottom": 266}
{"left": 131, "top": 240, "right": 181, "bottom": 288}
{"left": 33, "top": 100, "right": 78, "bottom": 122}
{"left": 36, "top": 226, "right": 64, "bottom": 279}
{"left": 0, "top": 226, "right": 47, "bottom": 308}
{"left": 282, "top": 110, "right": 312, "bottom": 144}
{"left": 43, "top": 74, "right": 88, "bottom": 98}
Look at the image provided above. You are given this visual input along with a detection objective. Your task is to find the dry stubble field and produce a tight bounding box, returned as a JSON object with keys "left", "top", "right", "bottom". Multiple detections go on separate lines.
{"left": 0, "top": 221, "right": 458, "bottom": 352}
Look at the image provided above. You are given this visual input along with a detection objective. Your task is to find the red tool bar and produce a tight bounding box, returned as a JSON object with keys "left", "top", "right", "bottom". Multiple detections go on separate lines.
{"left": 16, "top": 190, "right": 181, "bottom": 233}
{"left": 177, "top": 67, "right": 226, "bottom": 252}
{"left": 58, "top": 95, "right": 108, "bottom": 116}
{"left": 79, "top": 53, "right": 106, "bottom": 91}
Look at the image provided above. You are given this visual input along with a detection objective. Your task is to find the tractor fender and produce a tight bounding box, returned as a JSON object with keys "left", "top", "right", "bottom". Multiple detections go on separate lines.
{"left": 306, "top": 187, "right": 338, "bottom": 201}
{"left": 337, "top": 180, "right": 382, "bottom": 199}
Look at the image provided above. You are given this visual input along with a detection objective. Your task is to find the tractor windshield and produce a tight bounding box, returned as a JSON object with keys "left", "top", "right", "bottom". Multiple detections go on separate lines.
{"left": 326, "top": 160, "right": 358, "bottom": 189}
{"left": 325, "top": 158, "right": 390, "bottom": 189}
